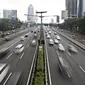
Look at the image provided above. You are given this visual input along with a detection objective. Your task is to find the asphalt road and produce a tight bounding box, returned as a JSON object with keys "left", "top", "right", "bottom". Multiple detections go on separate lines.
{"left": 44, "top": 27, "right": 85, "bottom": 85}
{"left": 0, "top": 28, "right": 40, "bottom": 85}
{"left": 0, "top": 27, "right": 35, "bottom": 46}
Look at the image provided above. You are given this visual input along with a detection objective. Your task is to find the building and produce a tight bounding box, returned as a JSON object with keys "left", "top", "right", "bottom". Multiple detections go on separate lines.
{"left": 66, "top": 0, "right": 77, "bottom": 18}
{"left": 77, "top": 0, "right": 85, "bottom": 18}
{"left": 27, "top": 4, "right": 34, "bottom": 22}
{"left": 3, "top": 10, "right": 10, "bottom": 18}
{"left": 3, "top": 9, "right": 17, "bottom": 19}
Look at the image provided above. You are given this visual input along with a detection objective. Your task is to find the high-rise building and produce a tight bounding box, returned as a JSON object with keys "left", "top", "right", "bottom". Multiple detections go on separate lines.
{"left": 27, "top": 4, "right": 34, "bottom": 22}
{"left": 77, "top": 0, "right": 85, "bottom": 18}
{"left": 66, "top": 0, "right": 77, "bottom": 18}
{"left": 3, "top": 9, "right": 17, "bottom": 19}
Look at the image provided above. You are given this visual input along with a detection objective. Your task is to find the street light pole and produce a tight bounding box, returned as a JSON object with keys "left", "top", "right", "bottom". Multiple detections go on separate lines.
{"left": 36, "top": 11, "right": 47, "bottom": 45}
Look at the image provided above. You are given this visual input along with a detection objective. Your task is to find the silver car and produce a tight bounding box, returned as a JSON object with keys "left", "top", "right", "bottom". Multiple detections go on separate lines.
{"left": 49, "top": 39, "right": 54, "bottom": 45}
{"left": 54, "top": 39, "right": 59, "bottom": 44}
{"left": 58, "top": 44, "right": 65, "bottom": 52}
{"left": 14, "top": 44, "right": 24, "bottom": 54}
{"left": 68, "top": 44, "right": 77, "bottom": 53}
{"left": 0, "top": 48, "right": 9, "bottom": 57}
{"left": 58, "top": 57, "right": 72, "bottom": 79}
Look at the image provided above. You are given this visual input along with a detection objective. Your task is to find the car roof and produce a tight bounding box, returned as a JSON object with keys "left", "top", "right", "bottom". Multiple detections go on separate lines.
{"left": 15, "top": 44, "right": 23, "bottom": 48}
{"left": 59, "top": 57, "right": 69, "bottom": 68}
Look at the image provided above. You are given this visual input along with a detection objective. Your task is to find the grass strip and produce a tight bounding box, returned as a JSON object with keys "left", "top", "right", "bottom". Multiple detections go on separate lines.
{"left": 34, "top": 45, "right": 44, "bottom": 85}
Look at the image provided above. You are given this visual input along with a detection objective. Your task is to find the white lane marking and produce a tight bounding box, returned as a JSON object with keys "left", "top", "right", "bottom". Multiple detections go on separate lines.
{"left": 6, "top": 53, "right": 13, "bottom": 60}
{"left": 79, "top": 66, "right": 85, "bottom": 73}
{"left": 56, "top": 51, "right": 59, "bottom": 56}
{"left": 66, "top": 51, "right": 71, "bottom": 56}
{"left": 20, "top": 53, "right": 24, "bottom": 59}
{"left": 26, "top": 44, "right": 38, "bottom": 85}
{"left": 3, "top": 72, "right": 12, "bottom": 85}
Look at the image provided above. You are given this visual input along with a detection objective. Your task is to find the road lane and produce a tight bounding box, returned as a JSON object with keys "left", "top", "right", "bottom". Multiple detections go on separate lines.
{"left": 48, "top": 28, "right": 85, "bottom": 85}
{"left": 0, "top": 28, "right": 39, "bottom": 85}
{"left": 44, "top": 30, "right": 74, "bottom": 85}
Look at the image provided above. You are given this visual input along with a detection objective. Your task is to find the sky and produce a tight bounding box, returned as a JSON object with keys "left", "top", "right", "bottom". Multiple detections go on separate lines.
{"left": 0, "top": 0, "right": 65, "bottom": 23}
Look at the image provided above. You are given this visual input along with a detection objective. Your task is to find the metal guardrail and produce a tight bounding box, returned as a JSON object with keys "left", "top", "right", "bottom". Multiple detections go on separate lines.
{"left": 26, "top": 42, "right": 38, "bottom": 85}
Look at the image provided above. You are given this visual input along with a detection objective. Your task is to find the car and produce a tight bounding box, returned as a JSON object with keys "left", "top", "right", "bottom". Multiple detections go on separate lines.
{"left": 54, "top": 39, "right": 59, "bottom": 44}
{"left": 0, "top": 64, "right": 6, "bottom": 73}
{"left": 6, "top": 71, "right": 22, "bottom": 85}
{"left": 20, "top": 37, "right": 25, "bottom": 41}
{"left": 1, "top": 33, "right": 6, "bottom": 37}
{"left": 68, "top": 44, "right": 77, "bottom": 53}
{"left": 12, "top": 30, "right": 15, "bottom": 33}
{"left": 0, "top": 48, "right": 9, "bottom": 57}
{"left": 56, "top": 35, "right": 61, "bottom": 40}
{"left": 58, "top": 44, "right": 65, "bottom": 52}
{"left": 46, "top": 33, "right": 48, "bottom": 36}
{"left": 49, "top": 31, "right": 51, "bottom": 34}
{"left": 31, "top": 40, "right": 36, "bottom": 46}
{"left": 54, "top": 32, "right": 57, "bottom": 35}
{"left": 31, "top": 30, "right": 33, "bottom": 33}
{"left": 34, "top": 31, "right": 36, "bottom": 34}
{"left": 34, "top": 34, "right": 37, "bottom": 38}
{"left": 25, "top": 34, "right": 28, "bottom": 37}
{"left": 14, "top": 44, "right": 24, "bottom": 54}
{"left": 0, "top": 64, "right": 10, "bottom": 83}
{"left": 4, "top": 36, "right": 11, "bottom": 41}
{"left": 61, "top": 30, "right": 63, "bottom": 32}
{"left": 49, "top": 39, "right": 54, "bottom": 45}
{"left": 47, "top": 35, "right": 51, "bottom": 39}
{"left": 6, "top": 32, "right": 10, "bottom": 35}
{"left": 58, "top": 57, "right": 72, "bottom": 79}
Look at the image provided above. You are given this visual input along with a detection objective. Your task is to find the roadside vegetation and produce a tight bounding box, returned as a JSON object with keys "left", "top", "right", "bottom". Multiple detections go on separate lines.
{"left": 58, "top": 17, "right": 85, "bottom": 35}
{"left": 0, "top": 18, "right": 23, "bottom": 31}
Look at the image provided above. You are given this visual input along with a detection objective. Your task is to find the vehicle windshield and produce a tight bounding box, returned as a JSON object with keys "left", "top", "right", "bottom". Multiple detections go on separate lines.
{"left": 0, "top": 0, "right": 84, "bottom": 85}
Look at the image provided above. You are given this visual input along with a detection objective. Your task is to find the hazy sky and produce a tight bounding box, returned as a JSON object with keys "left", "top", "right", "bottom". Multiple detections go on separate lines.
{"left": 0, "top": 0, "right": 65, "bottom": 22}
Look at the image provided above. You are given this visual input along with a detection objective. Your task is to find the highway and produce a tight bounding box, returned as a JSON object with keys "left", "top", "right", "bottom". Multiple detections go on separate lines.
{"left": 0, "top": 27, "right": 40, "bottom": 85}
{"left": 0, "top": 28, "right": 35, "bottom": 47}
{"left": 44, "top": 27, "right": 85, "bottom": 85}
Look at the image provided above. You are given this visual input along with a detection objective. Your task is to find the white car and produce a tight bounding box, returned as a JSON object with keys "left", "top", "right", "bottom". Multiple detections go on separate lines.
{"left": 56, "top": 35, "right": 61, "bottom": 40}
{"left": 47, "top": 35, "right": 51, "bottom": 39}
{"left": 49, "top": 31, "right": 51, "bottom": 34}
{"left": 31, "top": 40, "right": 36, "bottom": 46}
{"left": 49, "top": 39, "right": 54, "bottom": 45}
{"left": 58, "top": 44, "right": 65, "bottom": 52}
{"left": 68, "top": 44, "right": 77, "bottom": 53}
{"left": 14, "top": 44, "right": 24, "bottom": 54}
{"left": 20, "top": 37, "right": 25, "bottom": 41}
{"left": 54, "top": 32, "right": 57, "bottom": 35}
{"left": 34, "top": 34, "right": 37, "bottom": 38}
{"left": 54, "top": 39, "right": 59, "bottom": 44}
{"left": 0, "top": 48, "right": 9, "bottom": 57}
